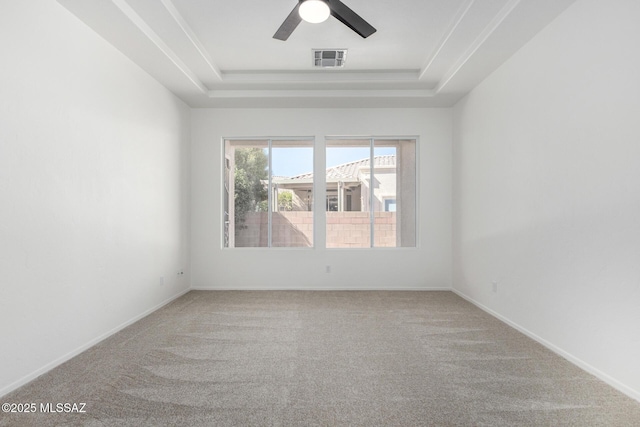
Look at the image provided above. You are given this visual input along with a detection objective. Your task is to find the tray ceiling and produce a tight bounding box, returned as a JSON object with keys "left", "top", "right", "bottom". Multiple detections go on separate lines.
{"left": 57, "top": 0, "right": 576, "bottom": 107}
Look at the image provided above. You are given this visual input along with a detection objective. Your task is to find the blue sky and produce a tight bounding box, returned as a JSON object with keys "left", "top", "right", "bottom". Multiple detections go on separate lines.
{"left": 271, "top": 146, "right": 395, "bottom": 177}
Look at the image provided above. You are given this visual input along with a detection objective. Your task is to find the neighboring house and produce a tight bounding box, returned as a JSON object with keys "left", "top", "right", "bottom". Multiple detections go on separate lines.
{"left": 272, "top": 155, "right": 397, "bottom": 212}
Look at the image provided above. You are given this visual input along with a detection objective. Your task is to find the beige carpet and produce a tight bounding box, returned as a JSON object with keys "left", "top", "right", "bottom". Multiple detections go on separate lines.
{"left": 2, "top": 291, "right": 639, "bottom": 426}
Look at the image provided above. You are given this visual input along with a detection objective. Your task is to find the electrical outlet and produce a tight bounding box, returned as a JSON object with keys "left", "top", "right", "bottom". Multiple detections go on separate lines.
{"left": 492, "top": 281, "right": 498, "bottom": 293}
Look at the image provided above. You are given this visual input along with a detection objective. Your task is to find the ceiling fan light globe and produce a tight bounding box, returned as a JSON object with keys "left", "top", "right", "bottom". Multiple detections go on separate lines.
{"left": 299, "top": 0, "right": 330, "bottom": 24}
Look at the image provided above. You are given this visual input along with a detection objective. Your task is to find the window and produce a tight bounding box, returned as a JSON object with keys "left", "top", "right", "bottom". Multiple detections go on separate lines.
{"left": 384, "top": 199, "right": 396, "bottom": 212}
{"left": 223, "top": 136, "right": 416, "bottom": 249}
{"left": 325, "top": 138, "right": 416, "bottom": 248}
{"left": 326, "top": 193, "right": 338, "bottom": 211}
{"left": 224, "top": 139, "right": 314, "bottom": 248}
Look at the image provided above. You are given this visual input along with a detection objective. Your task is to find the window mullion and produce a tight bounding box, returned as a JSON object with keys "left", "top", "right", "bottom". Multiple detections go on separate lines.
{"left": 268, "top": 139, "right": 272, "bottom": 248}
{"left": 370, "top": 138, "right": 375, "bottom": 248}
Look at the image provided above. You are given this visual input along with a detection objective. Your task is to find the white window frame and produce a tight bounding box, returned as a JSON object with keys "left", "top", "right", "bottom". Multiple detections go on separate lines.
{"left": 324, "top": 136, "right": 418, "bottom": 249}
{"left": 223, "top": 137, "right": 315, "bottom": 249}
{"left": 222, "top": 135, "right": 418, "bottom": 249}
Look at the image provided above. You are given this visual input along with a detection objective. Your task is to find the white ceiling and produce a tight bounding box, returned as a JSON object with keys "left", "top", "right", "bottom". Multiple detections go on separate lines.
{"left": 58, "top": 0, "right": 576, "bottom": 108}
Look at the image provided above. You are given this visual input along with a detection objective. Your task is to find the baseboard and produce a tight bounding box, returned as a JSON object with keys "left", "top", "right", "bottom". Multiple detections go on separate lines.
{"left": 190, "top": 286, "right": 453, "bottom": 291}
{"left": 0, "top": 287, "right": 190, "bottom": 398}
{"left": 451, "top": 288, "right": 640, "bottom": 403}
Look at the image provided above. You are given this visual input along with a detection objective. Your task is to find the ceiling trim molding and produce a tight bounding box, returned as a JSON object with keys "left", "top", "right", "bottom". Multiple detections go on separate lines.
{"left": 207, "top": 89, "right": 436, "bottom": 99}
{"left": 220, "top": 71, "right": 421, "bottom": 83}
{"left": 159, "top": 0, "right": 222, "bottom": 81}
{"left": 419, "top": 0, "right": 477, "bottom": 80}
{"left": 58, "top": 0, "right": 575, "bottom": 107}
{"left": 435, "top": 0, "right": 522, "bottom": 93}
{"left": 110, "top": 0, "right": 208, "bottom": 93}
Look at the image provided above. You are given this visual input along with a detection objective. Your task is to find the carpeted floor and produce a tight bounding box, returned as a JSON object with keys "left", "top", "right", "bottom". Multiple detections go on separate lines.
{"left": 2, "top": 291, "right": 639, "bottom": 426}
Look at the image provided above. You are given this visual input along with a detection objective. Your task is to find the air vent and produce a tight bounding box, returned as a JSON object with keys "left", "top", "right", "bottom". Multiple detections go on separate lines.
{"left": 313, "top": 49, "right": 347, "bottom": 68}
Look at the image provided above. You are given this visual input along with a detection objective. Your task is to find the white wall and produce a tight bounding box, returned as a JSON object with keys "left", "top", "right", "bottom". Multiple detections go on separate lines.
{"left": 453, "top": 0, "right": 640, "bottom": 400}
{"left": 192, "top": 108, "right": 452, "bottom": 289}
{"left": 0, "top": 1, "right": 191, "bottom": 395}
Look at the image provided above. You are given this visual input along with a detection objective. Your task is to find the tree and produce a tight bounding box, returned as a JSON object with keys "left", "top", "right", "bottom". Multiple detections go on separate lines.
{"left": 234, "top": 148, "right": 268, "bottom": 228}
{"left": 278, "top": 191, "right": 293, "bottom": 211}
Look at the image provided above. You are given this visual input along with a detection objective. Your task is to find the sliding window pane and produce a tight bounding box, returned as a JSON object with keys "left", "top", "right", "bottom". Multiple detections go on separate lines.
{"left": 374, "top": 139, "right": 416, "bottom": 248}
{"left": 326, "top": 140, "right": 371, "bottom": 248}
{"left": 271, "top": 140, "right": 314, "bottom": 247}
{"left": 225, "top": 140, "right": 269, "bottom": 247}
{"left": 373, "top": 143, "right": 397, "bottom": 247}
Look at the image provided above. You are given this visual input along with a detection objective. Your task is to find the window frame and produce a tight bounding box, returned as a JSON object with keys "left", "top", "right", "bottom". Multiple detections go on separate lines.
{"left": 324, "top": 136, "right": 419, "bottom": 249}
{"left": 222, "top": 135, "right": 419, "bottom": 250}
{"left": 223, "top": 137, "right": 315, "bottom": 249}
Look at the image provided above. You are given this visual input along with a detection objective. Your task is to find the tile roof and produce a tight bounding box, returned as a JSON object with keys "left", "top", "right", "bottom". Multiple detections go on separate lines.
{"left": 283, "top": 155, "right": 395, "bottom": 182}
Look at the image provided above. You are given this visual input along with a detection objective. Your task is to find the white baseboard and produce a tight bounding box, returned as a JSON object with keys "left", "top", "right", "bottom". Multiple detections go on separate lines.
{"left": 190, "top": 286, "right": 452, "bottom": 291}
{"left": 0, "top": 288, "right": 190, "bottom": 398}
{"left": 451, "top": 288, "right": 640, "bottom": 403}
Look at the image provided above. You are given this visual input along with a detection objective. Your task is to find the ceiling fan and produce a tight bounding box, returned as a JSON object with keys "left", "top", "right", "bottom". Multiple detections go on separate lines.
{"left": 273, "top": 0, "right": 377, "bottom": 41}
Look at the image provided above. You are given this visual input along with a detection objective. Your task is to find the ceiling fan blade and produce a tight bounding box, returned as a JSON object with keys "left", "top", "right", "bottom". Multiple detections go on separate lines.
{"left": 273, "top": 3, "right": 302, "bottom": 41}
{"left": 327, "top": 0, "right": 376, "bottom": 38}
